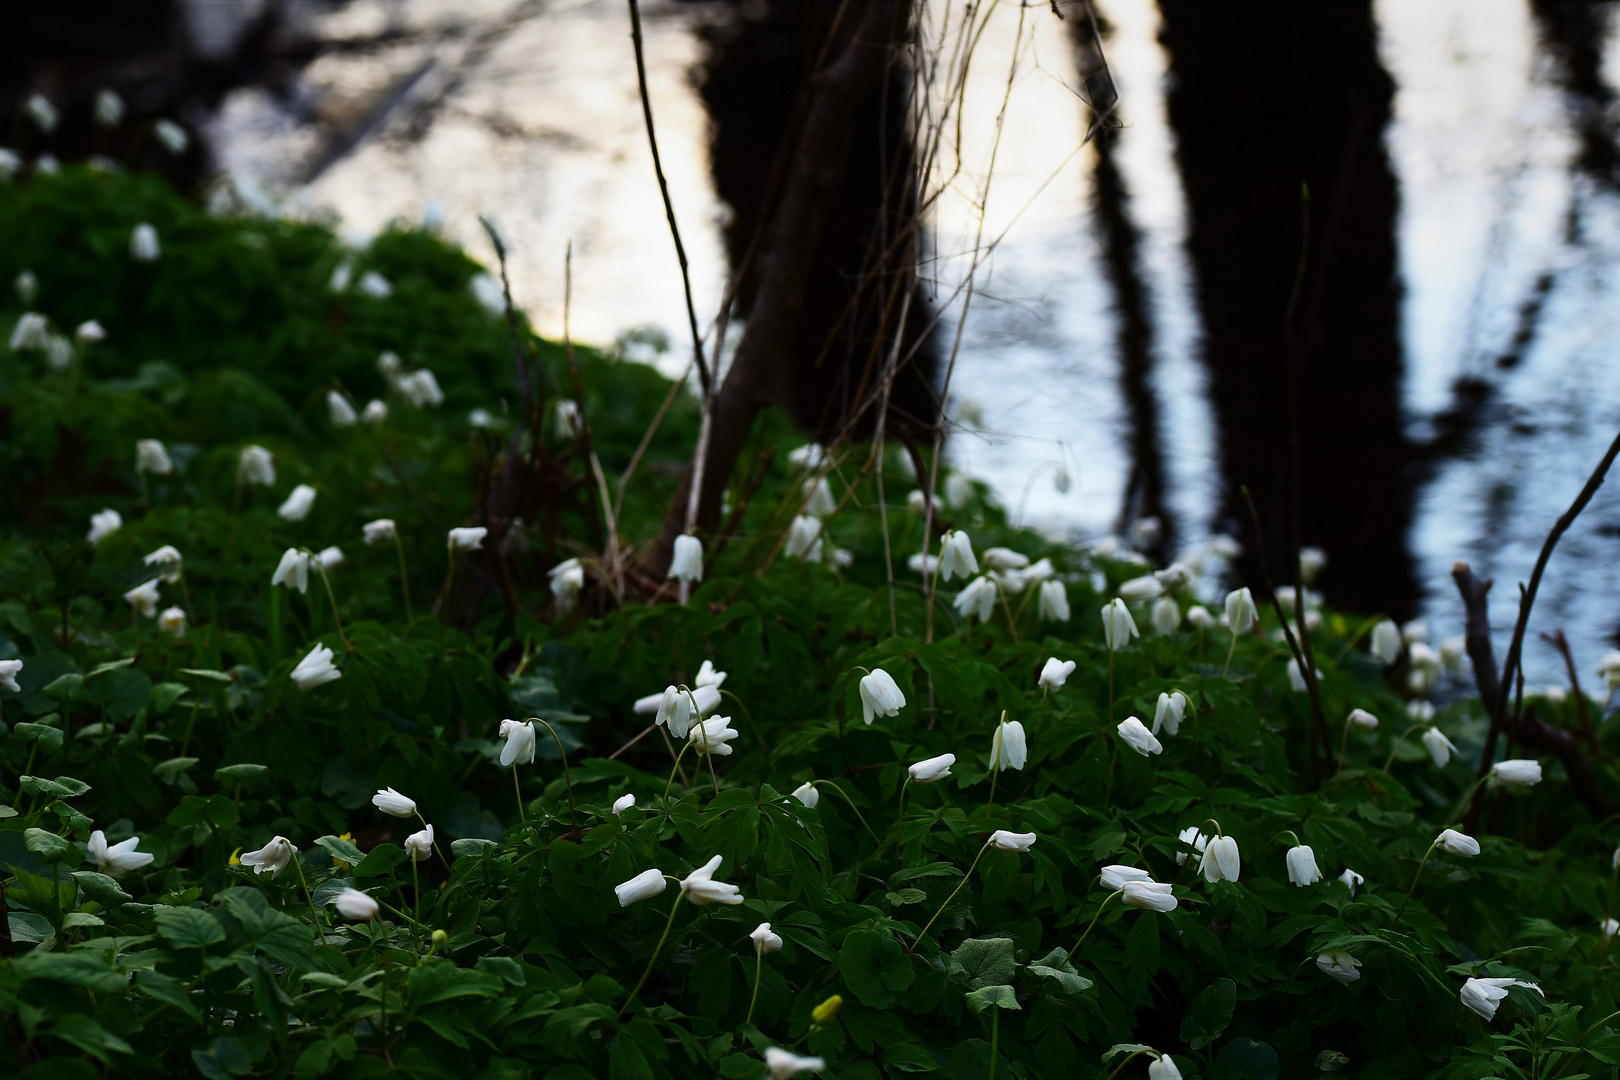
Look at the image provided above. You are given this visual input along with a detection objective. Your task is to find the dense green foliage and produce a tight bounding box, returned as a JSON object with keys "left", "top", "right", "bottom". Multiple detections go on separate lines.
{"left": 3, "top": 168, "right": 1620, "bottom": 1080}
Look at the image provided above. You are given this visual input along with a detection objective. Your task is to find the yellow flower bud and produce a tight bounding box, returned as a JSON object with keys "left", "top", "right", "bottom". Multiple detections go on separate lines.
{"left": 432, "top": 929, "right": 449, "bottom": 950}
{"left": 811, "top": 994, "right": 843, "bottom": 1029}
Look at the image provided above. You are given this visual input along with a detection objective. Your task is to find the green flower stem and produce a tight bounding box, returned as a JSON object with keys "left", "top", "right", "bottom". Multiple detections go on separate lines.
{"left": 988, "top": 1006, "right": 1000, "bottom": 1080}
{"left": 1446, "top": 773, "right": 1493, "bottom": 826}
{"left": 1380, "top": 723, "right": 1426, "bottom": 773}
{"left": 999, "top": 591, "right": 1019, "bottom": 645}
{"left": 662, "top": 737, "right": 695, "bottom": 802}
{"left": 1064, "top": 889, "right": 1121, "bottom": 964}
{"left": 411, "top": 858, "right": 422, "bottom": 955}
{"left": 812, "top": 780, "right": 881, "bottom": 845}
{"left": 1392, "top": 839, "right": 1440, "bottom": 925}
{"left": 985, "top": 768, "right": 999, "bottom": 819}
{"left": 529, "top": 716, "right": 579, "bottom": 832}
{"left": 1102, "top": 1050, "right": 1155, "bottom": 1080}
{"left": 620, "top": 880, "right": 685, "bottom": 1018}
{"left": 1222, "top": 630, "right": 1238, "bottom": 678}
{"left": 720, "top": 688, "right": 771, "bottom": 764}
{"left": 394, "top": 534, "right": 413, "bottom": 624}
{"left": 1334, "top": 715, "right": 1354, "bottom": 778}
{"left": 308, "top": 552, "right": 348, "bottom": 649}
{"left": 745, "top": 948, "right": 764, "bottom": 1028}
{"left": 890, "top": 777, "right": 912, "bottom": 847}
{"left": 1107, "top": 649, "right": 1116, "bottom": 724}
{"left": 909, "top": 838, "right": 993, "bottom": 954}
{"left": 290, "top": 855, "right": 328, "bottom": 947}
{"left": 511, "top": 766, "right": 526, "bottom": 823}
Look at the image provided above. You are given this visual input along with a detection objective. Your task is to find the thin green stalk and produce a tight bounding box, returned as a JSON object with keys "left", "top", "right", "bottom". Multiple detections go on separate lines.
{"left": 999, "top": 591, "right": 1019, "bottom": 644}
{"left": 512, "top": 766, "right": 526, "bottom": 823}
{"left": 529, "top": 717, "right": 579, "bottom": 832}
{"left": 1102, "top": 1050, "right": 1155, "bottom": 1080}
{"left": 720, "top": 688, "right": 771, "bottom": 764}
{"left": 290, "top": 855, "right": 328, "bottom": 946}
{"left": 394, "top": 533, "right": 413, "bottom": 623}
{"left": 745, "top": 948, "right": 764, "bottom": 1028}
{"left": 620, "top": 882, "right": 684, "bottom": 1018}
{"left": 986, "top": 768, "right": 999, "bottom": 819}
{"left": 812, "top": 780, "right": 881, "bottom": 845}
{"left": 909, "top": 839, "right": 993, "bottom": 954}
{"left": 988, "top": 1007, "right": 1000, "bottom": 1080}
{"left": 890, "top": 777, "right": 912, "bottom": 847}
{"left": 309, "top": 551, "right": 348, "bottom": 647}
{"left": 1381, "top": 723, "right": 1426, "bottom": 773}
{"left": 1108, "top": 649, "right": 1115, "bottom": 723}
{"left": 1065, "top": 889, "right": 1122, "bottom": 963}
{"left": 663, "top": 737, "right": 695, "bottom": 802}
{"left": 411, "top": 858, "right": 422, "bottom": 955}
{"left": 1393, "top": 839, "right": 1440, "bottom": 925}
{"left": 1222, "top": 630, "right": 1238, "bottom": 678}
{"left": 1334, "top": 717, "right": 1353, "bottom": 778}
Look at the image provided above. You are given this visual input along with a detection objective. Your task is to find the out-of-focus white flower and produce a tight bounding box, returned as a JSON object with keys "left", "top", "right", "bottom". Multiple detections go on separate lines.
{"left": 34, "top": 154, "right": 61, "bottom": 175}
{"left": 859, "top": 668, "right": 905, "bottom": 724}
{"left": 1122, "top": 880, "right": 1177, "bottom": 912}
{"left": 316, "top": 546, "right": 343, "bottom": 570}
{"left": 1186, "top": 606, "right": 1216, "bottom": 631}
{"left": 400, "top": 369, "right": 444, "bottom": 407}
{"left": 752, "top": 922, "right": 784, "bottom": 954}
{"left": 906, "top": 489, "right": 928, "bottom": 513}
{"left": 1460, "top": 977, "right": 1542, "bottom": 1021}
{"left": 87, "top": 830, "right": 153, "bottom": 875}
{"left": 1023, "top": 558, "right": 1056, "bottom": 586}
{"left": 553, "top": 398, "right": 580, "bottom": 439}
{"left": 1039, "top": 657, "right": 1075, "bottom": 691}
{"left": 1153, "top": 691, "right": 1188, "bottom": 737}
{"left": 669, "top": 534, "right": 703, "bottom": 583}
{"left": 1440, "top": 636, "right": 1467, "bottom": 674}
{"left": 616, "top": 868, "right": 667, "bottom": 907}
{"left": 335, "top": 887, "right": 379, "bottom": 921}
{"left": 372, "top": 787, "right": 416, "bottom": 817}
{"left": 908, "top": 753, "right": 954, "bottom": 783}
{"left": 990, "top": 719, "right": 1028, "bottom": 771}
{"left": 0, "top": 149, "right": 20, "bottom": 182}
{"left": 124, "top": 580, "right": 160, "bottom": 618}
{"left": 939, "top": 531, "right": 979, "bottom": 582}
{"left": 0, "top": 659, "right": 21, "bottom": 693}
{"left": 272, "top": 548, "right": 310, "bottom": 593}
{"left": 10, "top": 311, "right": 48, "bottom": 351}
{"left": 990, "top": 830, "right": 1037, "bottom": 852}
{"left": 94, "top": 89, "right": 125, "bottom": 127}
{"left": 1603, "top": 918, "right": 1619, "bottom": 941}
{"left": 328, "top": 391, "right": 358, "bottom": 427}
{"left": 681, "top": 855, "right": 744, "bottom": 905}
{"left": 1402, "top": 619, "right": 1430, "bottom": 645}
{"left": 1151, "top": 596, "right": 1181, "bottom": 635}
{"left": 1117, "top": 716, "right": 1163, "bottom": 757}
{"left": 1102, "top": 598, "right": 1138, "bottom": 650}
{"left": 1287, "top": 659, "right": 1321, "bottom": 694}
{"left": 239, "top": 836, "right": 294, "bottom": 877}
{"left": 1038, "top": 580, "right": 1070, "bottom": 623}
{"left": 1100, "top": 865, "right": 1153, "bottom": 891}
{"left": 278, "top": 484, "right": 317, "bottom": 523}
{"left": 907, "top": 552, "right": 939, "bottom": 575}
{"left": 1347, "top": 708, "right": 1379, "bottom": 731}
{"left": 791, "top": 782, "right": 819, "bottom": 808}
{"left": 785, "top": 515, "right": 823, "bottom": 560}
{"left": 25, "top": 95, "right": 58, "bottom": 133}
{"left": 1423, "top": 727, "right": 1457, "bottom": 768}
{"left": 14, "top": 269, "right": 36, "bottom": 305}
{"left": 1492, "top": 759, "right": 1542, "bottom": 789}
{"left": 690, "top": 715, "right": 740, "bottom": 757}
{"left": 498, "top": 719, "right": 537, "bottom": 767}
{"left": 135, "top": 439, "right": 173, "bottom": 475}
{"left": 239, "top": 445, "right": 275, "bottom": 487}
{"left": 801, "top": 475, "right": 836, "bottom": 518}
{"left": 130, "top": 223, "right": 160, "bottom": 262}
{"left": 1370, "top": 619, "right": 1402, "bottom": 666}
{"left": 765, "top": 1048, "right": 826, "bottom": 1080}
{"left": 1119, "top": 576, "right": 1163, "bottom": 603}
{"left": 1317, "top": 951, "right": 1361, "bottom": 984}
{"left": 549, "top": 557, "right": 585, "bottom": 610}
{"left": 945, "top": 471, "right": 975, "bottom": 508}
{"left": 1339, "top": 868, "right": 1364, "bottom": 895}
{"left": 361, "top": 399, "right": 388, "bottom": 425}
{"left": 70, "top": 320, "right": 103, "bottom": 347}
{"left": 1436, "top": 828, "right": 1480, "bottom": 857}
{"left": 983, "top": 547, "right": 1028, "bottom": 571}
{"left": 1177, "top": 825, "right": 1207, "bottom": 866}
{"left": 1598, "top": 652, "right": 1620, "bottom": 691}
{"left": 1299, "top": 546, "right": 1327, "bottom": 583}
{"left": 358, "top": 271, "right": 392, "bottom": 298}
{"left": 1199, "top": 834, "right": 1241, "bottom": 883}
{"left": 1407, "top": 699, "right": 1436, "bottom": 722}
{"left": 363, "top": 519, "right": 396, "bottom": 545}
{"left": 1225, "top": 588, "right": 1257, "bottom": 634}
{"left": 153, "top": 119, "right": 189, "bottom": 154}
{"left": 88, "top": 508, "right": 122, "bottom": 545}
{"left": 788, "top": 443, "right": 827, "bottom": 469}
{"left": 1286, "top": 845, "right": 1322, "bottom": 886}
{"left": 448, "top": 526, "right": 487, "bottom": 551}
{"left": 954, "top": 576, "right": 998, "bottom": 622}
{"left": 329, "top": 261, "right": 354, "bottom": 292}
{"left": 44, "top": 333, "right": 72, "bottom": 371}
{"left": 159, "top": 606, "right": 186, "bottom": 637}
{"left": 1544, "top": 686, "right": 1567, "bottom": 706}
{"left": 404, "top": 824, "right": 434, "bottom": 862}
{"left": 470, "top": 272, "right": 505, "bottom": 314}
{"left": 290, "top": 644, "right": 341, "bottom": 691}
{"left": 1130, "top": 517, "right": 1162, "bottom": 550}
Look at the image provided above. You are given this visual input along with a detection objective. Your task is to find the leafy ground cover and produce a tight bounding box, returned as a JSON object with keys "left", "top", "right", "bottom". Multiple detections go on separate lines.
{"left": 2, "top": 167, "right": 1619, "bottom": 1080}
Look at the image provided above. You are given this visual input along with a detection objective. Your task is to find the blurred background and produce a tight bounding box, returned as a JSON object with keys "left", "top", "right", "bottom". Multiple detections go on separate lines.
{"left": 8, "top": 0, "right": 1620, "bottom": 684}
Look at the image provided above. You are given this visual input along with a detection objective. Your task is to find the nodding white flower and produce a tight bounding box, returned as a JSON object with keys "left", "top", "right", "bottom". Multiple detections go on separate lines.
{"left": 938, "top": 531, "right": 979, "bottom": 582}
{"left": 945, "top": 471, "right": 975, "bottom": 508}
{"left": 124, "top": 580, "right": 160, "bottom": 618}
{"left": 1439, "top": 636, "right": 1467, "bottom": 674}
{"left": 361, "top": 399, "right": 388, "bottom": 425}
{"left": 144, "top": 545, "right": 182, "bottom": 583}
{"left": 1339, "top": 868, "right": 1364, "bottom": 895}
{"left": 550, "top": 557, "right": 585, "bottom": 609}
{"left": 788, "top": 443, "right": 827, "bottom": 469}
{"left": 25, "top": 94, "right": 59, "bottom": 132}
{"left": 1038, "top": 580, "right": 1070, "bottom": 623}
{"left": 1492, "top": 759, "right": 1542, "bottom": 788}
{"left": 153, "top": 118, "right": 189, "bottom": 154}
{"left": 1286, "top": 845, "right": 1322, "bottom": 887}
{"left": 653, "top": 686, "right": 695, "bottom": 739}
{"left": 690, "top": 715, "right": 740, "bottom": 757}
{"left": 681, "top": 855, "right": 744, "bottom": 905}
{"left": 1416, "top": 726, "right": 1454, "bottom": 770}
{"left": 0, "top": 659, "right": 21, "bottom": 693}
{"left": 1369, "top": 619, "right": 1402, "bottom": 666}
{"left": 990, "top": 568, "right": 1029, "bottom": 595}
{"left": 1122, "top": 880, "right": 1177, "bottom": 912}
{"left": 447, "top": 526, "right": 487, "bottom": 551}
{"left": 1199, "top": 834, "right": 1241, "bottom": 883}
{"left": 1224, "top": 588, "right": 1257, "bottom": 634}
{"left": 1603, "top": 918, "right": 1619, "bottom": 941}
{"left": 1151, "top": 596, "right": 1181, "bottom": 635}
{"left": 0, "top": 149, "right": 19, "bottom": 182}
{"left": 616, "top": 868, "right": 668, "bottom": 907}
{"left": 1297, "top": 545, "right": 1327, "bottom": 584}
{"left": 1287, "top": 659, "right": 1321, "bottom": 694}
{"left": 954, "top": 576, "right": 998, "bottom": 622}
{"left": 87, "top": 830, "right": 153, "bottom": 875}
{"left": 401, "top": 369, "right": 444, "bottom": 407}
{"left": 802, "top": 476, "right": 836, "bottom": 517}
{"left": 136, "top": 439, "right": 174, "bottom": 475}
{"left": 1100, "top": 865, "right": 1153, "bottom": 891}
{"left": 1023, "top": 558, "right": 1056, "bottom": 586}
{"left": 765, "top": 1047, "right": 826, "bottom": 1079}
{"left": 327, "top": 391, "right": 358, "bottom": 427}
{"left": 272, "top": 548, "right": 311, "bottom": 593}
{"left": 1038, "top": 657, "right": 1075, "bottom": 691}
{"left": 130, "top": 223, "right": 161, "bottom": 262}
{"left": 983, "top": 547, "right": 1028, "bottom": 571}
{"left": 751, "top": 922, "right": 784, "bottom": 956}
{"left": 908, "top": 753, "right": 955, "bottom": 784}
{"left": 159, "top": 606, "right": 186, "bottom": 637}
{"left": 906, "top": 489, "right": 928, "bottom": 513}
{"left": 404, "top": 824, "right": 434, "bottom": 863}
{"left": 1177, "top": 826, "right": 1209, "bottom": 866}
{"left": 1186, "top": 606, "right": 1216, "bottom": 630}
{"left": 239, "top": 836, "right": 295, "bottom": 878}
{"left": 791, "top": 782, "right": 819, "bottom": 808}
{"left": 94, "top": 89, "right": 126, "bottom": 127}
{"left": 858, "top": 668, "right": 905, "bottom": 725}
{"left": 990, "top": 719, "right": 1028, "bottom": 771}
{"left": 44, "top": 333, "right": 72, "bottom": 371}
{"left": 1116, "top": 716, "right": 1163, "bottom": 757}
{"left": 990, "top": 830, "right": 1037, "bottom": 852}
{"left": 498, "top": 719, "right": 537, "bottom": 767}
{"left": 1436, "top": 828, "right": 1480, "bottom": 857}
{"left": 372, "top": 787, "right": 417, "bottom": 817}
{"left": 290, "top": 644, "right": 341, "bottom": 691}
{"left": 1407, "top": 699, "right": 1436, "bottom": 722}
{"left": 669, "top": 533, "right": 704, "bottom": 583}
{"left": 239, "top": 445, "right": 276, "bottom": 487}
{"left": 785, "top": 515, "right": 823, "bottom": 560}
{"left": 317, "top": 546, "right": 343, "bottom": 570}
{"left": 10, "top": 312, "right": 48, "bottom": 351}
{"left": 1100, "top": 599, "right": 1140, "bottom": 652}
{"left": 608, "top": 793, "right": 636, "bottom": 817}
{"left": 278, "top": 484, "right": 317, "bottom": 522}
{"left": 553, "top": 398, "right": 580, "bottom": 439}
{"left": 88, "top": 508, "right": 123, "bottom": 546}
{"left": 1460, "top": 976, "right": 1543, "bottom": 1021}
{"left": 907, "top": 552, "right": 940, "bottom": 575}
{"left": 1119, "top": 576, "right": 1163, "bottom": 603}
{"left": 1152, "top": 691, "right": 1188, "bottom": 737}
{"left": 335, "top": 887, "right": 379, "bottom": 921}
{"left": 377, "top": 350, "right": 404, "bottom": 383}
{"left": 1317, "top": 951, "right": 1361, "bottom": 984}
{"left": 330, "top": 261, "right": 354, "bottom": 292}
{"left": 1347, "top": 708, "right": 1379, "bottom": 732}
{"left": 363, "top": 519, "right": 397, "bottom": 545}
{"left": 1400, "top": 619, "right": 1430, "bottom": 647}
{"left": 1147, "top": 1054, "right": 1184, "bottom": 1080}
{"left": 357, "top": 271, "right": 392, "bottom": 299}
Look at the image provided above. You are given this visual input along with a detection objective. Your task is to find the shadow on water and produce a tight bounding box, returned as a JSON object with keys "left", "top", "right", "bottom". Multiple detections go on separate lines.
{"left": 1157, "top": 0, "right": 1413, "bottom": 618}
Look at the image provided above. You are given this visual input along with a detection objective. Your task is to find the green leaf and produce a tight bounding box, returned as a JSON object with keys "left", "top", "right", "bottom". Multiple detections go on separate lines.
{"left": 214, "top": 763, "right": 269, "bottom": 782}
{"left": 137, "top": 969, "right": 202, "bottom": 1021}
{"left": 1181, "top": 978, "right": 1237, "bottom": 1050}
{"left": 24, "top": 828, "right": 73, "bottom": 863}
{"left": 315, "top": 834, "right": 366, "bottom": 865}
{"left": 43, "top": 673, "right": 84, "bottom": 700}
{"left": 838, "top": 929, "right": 914, "bottom": 1008}
{"left": 20, "top": 775, "right": 91, "bottom": 799}
{"left": 965, "top": 984, "right": 1021, "bottom": 1013}
{"left": 153, "top": 757, "right": 200, "bottom": 781}
{"left": 1314, "top": 1050, "right": 1350, "bottom": 1072}
{"left": 73, "top": 871, "right": 132, "bottom": 906}
{"left": 149, "top": 682, "right": 189, "bottom": 713}
{"left": 16, "top": 951, "right": 127, "bottom": 993}
{"left": 8, "top": 911, "right": 53, "bottom": 944}
{"left": 192, "top": 1036, "right": 254, "bottom": 1079}
{"left": 476, "top": 955, "right": 527, "bottom": 987}
{"left": 179, "top": 668, "right": 235, "bottom": 683}
{"left": 153, "top": 905, "right": 226, "bottom": 950}
{"left": 353, "top": 843, "right": 406, "bottom": 877}
{"left": 86, "top": 658, "right": 136, "bottom": 678}
{"left": 1216, "top": 1040, "right": 1279, "bottom": 1080}
{"left": 1102, "top": 1044, "right": 1155, "bottom": 1064}
{"left": 882, "top": 1042, "right": 940, "bottom": 1072}
{"left": 886, "top": 888, "right": 928, "bottom": 906}
{"left": 1027, "top": 948, "right": 1094, "bottom": 995}
{"left": 62, "top": 911, "right": 105, "bottom": 929}
{"left": 450, "top": 838, "right": 497, "bottom": 857}
{"left": 949, "top": 937, "right": 1017, "bottom": 989}
{"left": 14, "top": 723, "right": 64, "bottom": 752}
